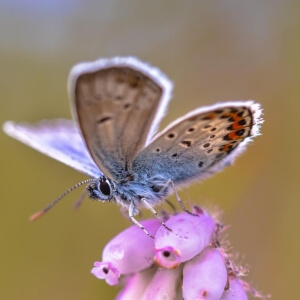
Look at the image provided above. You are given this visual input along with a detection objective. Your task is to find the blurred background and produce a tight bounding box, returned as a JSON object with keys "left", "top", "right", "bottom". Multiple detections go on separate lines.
{"left": 0, "top": 1, "right": 298, "bottom": 299}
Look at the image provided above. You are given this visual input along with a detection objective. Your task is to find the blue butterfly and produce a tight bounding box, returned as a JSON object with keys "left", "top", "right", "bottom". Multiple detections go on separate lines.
{"left": 3, "top": 57, "right": 263, "bottom": 237}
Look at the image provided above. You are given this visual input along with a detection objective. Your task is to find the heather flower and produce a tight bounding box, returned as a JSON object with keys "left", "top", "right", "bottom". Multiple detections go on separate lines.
{"left": 220, "top": 276, "right": 248, "bottom": 300}
{"left": 91, "top": 218, "right": 161, "bottom": 285}
{"left": 154, "top": 209, "right": 215, "bottom": 268}
{"left": 91, "top": 206, "right": 267, "bottom": 299}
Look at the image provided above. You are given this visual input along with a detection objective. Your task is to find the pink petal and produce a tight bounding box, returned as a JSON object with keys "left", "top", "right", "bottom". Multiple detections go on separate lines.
{"left": 141, "top": 266, "right": 182, "bottom": 300}
{"left": 154, "top": 211, "right": 215, "bottom": 268}
{"left": 91, "top": 261, "right": 120, "bottom": 286}
{"left": 182, "top": 247, "right": 227, "bottom": 300}
{"left": 221, "top": 277, "right": 248, "bottom": 300}
{"left": 102, "top": 218, "right": 161, "bottom": 274}
{"left": 116, "top": 267, "right": 157, "bottom": 300}
{"left": 154, "top": 246, "right": 181, "bottom": 269}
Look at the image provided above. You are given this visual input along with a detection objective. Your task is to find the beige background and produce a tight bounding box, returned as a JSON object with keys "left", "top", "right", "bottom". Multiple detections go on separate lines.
{"left": 0, "top": 1, "right": 298, "bottom": 299}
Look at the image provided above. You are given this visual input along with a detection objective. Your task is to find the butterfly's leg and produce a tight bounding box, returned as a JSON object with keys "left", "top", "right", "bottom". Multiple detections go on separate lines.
{"left": 129, "top": 201, "right": 154, "bottom": 238}
{"left": 73, "top": 189, "right": 88, "bottom": 209}
{"left": 168, "top": 179, "right": 198, "bottom": 217}
{"left": 141, "top": 198, "right": 172, "bottom": 231}
{"left": 165, "top": 199, "right": 177, "bottom": 213}
{"left": 158, "top": 180, "right": 177, "bottom": 213}
{"left": 120, "top": 206, "right": 131, "bottom": 220}
{"left": 158, "top": 179, "right": 172, "bottom": 194}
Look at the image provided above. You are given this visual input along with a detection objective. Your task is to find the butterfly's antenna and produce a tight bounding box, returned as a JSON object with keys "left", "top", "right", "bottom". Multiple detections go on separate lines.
{"left": 29, "top": 179, "right": 93, "bottom": 221}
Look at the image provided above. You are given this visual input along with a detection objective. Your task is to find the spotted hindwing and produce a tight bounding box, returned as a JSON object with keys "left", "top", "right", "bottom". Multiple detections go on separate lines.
{"left": 133, "top": 101, "right": 263, "bottom": 186}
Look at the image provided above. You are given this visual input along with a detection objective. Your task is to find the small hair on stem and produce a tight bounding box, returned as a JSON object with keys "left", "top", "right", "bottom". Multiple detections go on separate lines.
{"left": 29, "top": 179, "right": 93, "bottom": 221}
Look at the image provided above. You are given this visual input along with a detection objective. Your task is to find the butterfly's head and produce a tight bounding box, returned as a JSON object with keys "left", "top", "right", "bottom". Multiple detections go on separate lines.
{"left": 87, "top": 176, "right": 115, "bottom": 202}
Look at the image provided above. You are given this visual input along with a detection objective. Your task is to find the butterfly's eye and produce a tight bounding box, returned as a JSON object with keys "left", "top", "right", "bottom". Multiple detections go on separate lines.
{"left": 87, "top": 177, "right": 113, "bottom": 201}
{"left": 99, "top": 180, "right": 111, "bottom": 196}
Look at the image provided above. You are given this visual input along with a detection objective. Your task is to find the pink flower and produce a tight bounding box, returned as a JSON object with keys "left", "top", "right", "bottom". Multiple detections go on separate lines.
{"left": 154, "top": 209, "right": 215, "bottom": 269}
{"left": 91, "top": 206, "right": 268, "bottom": 299}
{"left": 182, "top": 247, "right": 227, "bottom": 299}
{"left": 91, "top": 261, "right": 120, "bottom": 285}
{"left": 91, "top": 218, "right": 161, "bottom": 285}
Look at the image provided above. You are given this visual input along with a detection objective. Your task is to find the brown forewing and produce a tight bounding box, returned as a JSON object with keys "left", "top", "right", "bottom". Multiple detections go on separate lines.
{"left": 74, "top": 67, "right": 163, "bottom": 179}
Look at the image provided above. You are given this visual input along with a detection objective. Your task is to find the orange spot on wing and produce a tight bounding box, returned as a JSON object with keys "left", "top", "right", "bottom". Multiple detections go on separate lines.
{"left": 202, "top": 113, "right": 217, "bottom": 120}
{"left": 231, "top": 122, "right": 244, "bottom": 130}
{"left": 228, "top": 131, "right": 243, "bottom": 140}
{"left": 230, "top": 112, "right": 241, "bottom": 121}
{"left": 224, "top": 112, "right": 245, "bottom": 122}
{"left": 220, "top": 143, "right": 233, "bottom": 152}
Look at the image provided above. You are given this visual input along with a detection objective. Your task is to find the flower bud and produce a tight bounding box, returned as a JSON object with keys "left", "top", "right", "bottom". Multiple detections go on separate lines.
{"left": 154, "top": 210, "right": 215, "bottom": 268}
{"left": 91, "top": 261, "right": 120, "bottom": 286}
{"left": 91, "top": 219, "right": 161, "bottom": 284}
{"left": 141, "top": 266, "right": 182, "bottom": 300}
{"left": 182, "top": 247, "right": 227, "bottom": 300}
{"left": 221, "top": 277, "right": 248, "bottom": 300}
{"left": 116, "top": 267, "right": 157, "bottom": 300}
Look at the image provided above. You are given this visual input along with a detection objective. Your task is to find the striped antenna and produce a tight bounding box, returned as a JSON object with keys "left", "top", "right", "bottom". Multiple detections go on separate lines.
{"left": 29, "top": 179, "right": 93, "bottom": 221}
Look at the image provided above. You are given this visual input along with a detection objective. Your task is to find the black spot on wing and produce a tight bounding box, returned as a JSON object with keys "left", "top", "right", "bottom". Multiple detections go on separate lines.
{"left": 181, "top": 140, "right": 192, "bottom": 147}
{"left": 98, "top": 116, "right": 112, "bottom": 124}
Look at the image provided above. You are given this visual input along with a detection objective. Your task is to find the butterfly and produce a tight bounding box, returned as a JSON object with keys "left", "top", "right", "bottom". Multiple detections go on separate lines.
{"left": 3, "top": 57, "right": 263, "bottom": 237}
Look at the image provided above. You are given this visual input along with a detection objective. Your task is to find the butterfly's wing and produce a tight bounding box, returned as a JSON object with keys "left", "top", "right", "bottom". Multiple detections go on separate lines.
{"left": 3, "top": 119, "right": 100, "bottom": 177}
{"left": 68, "top": 57, "right": 173, "bottom": 180}
{"left": 133, "top": 101, "right": 263, "bottom": 186}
